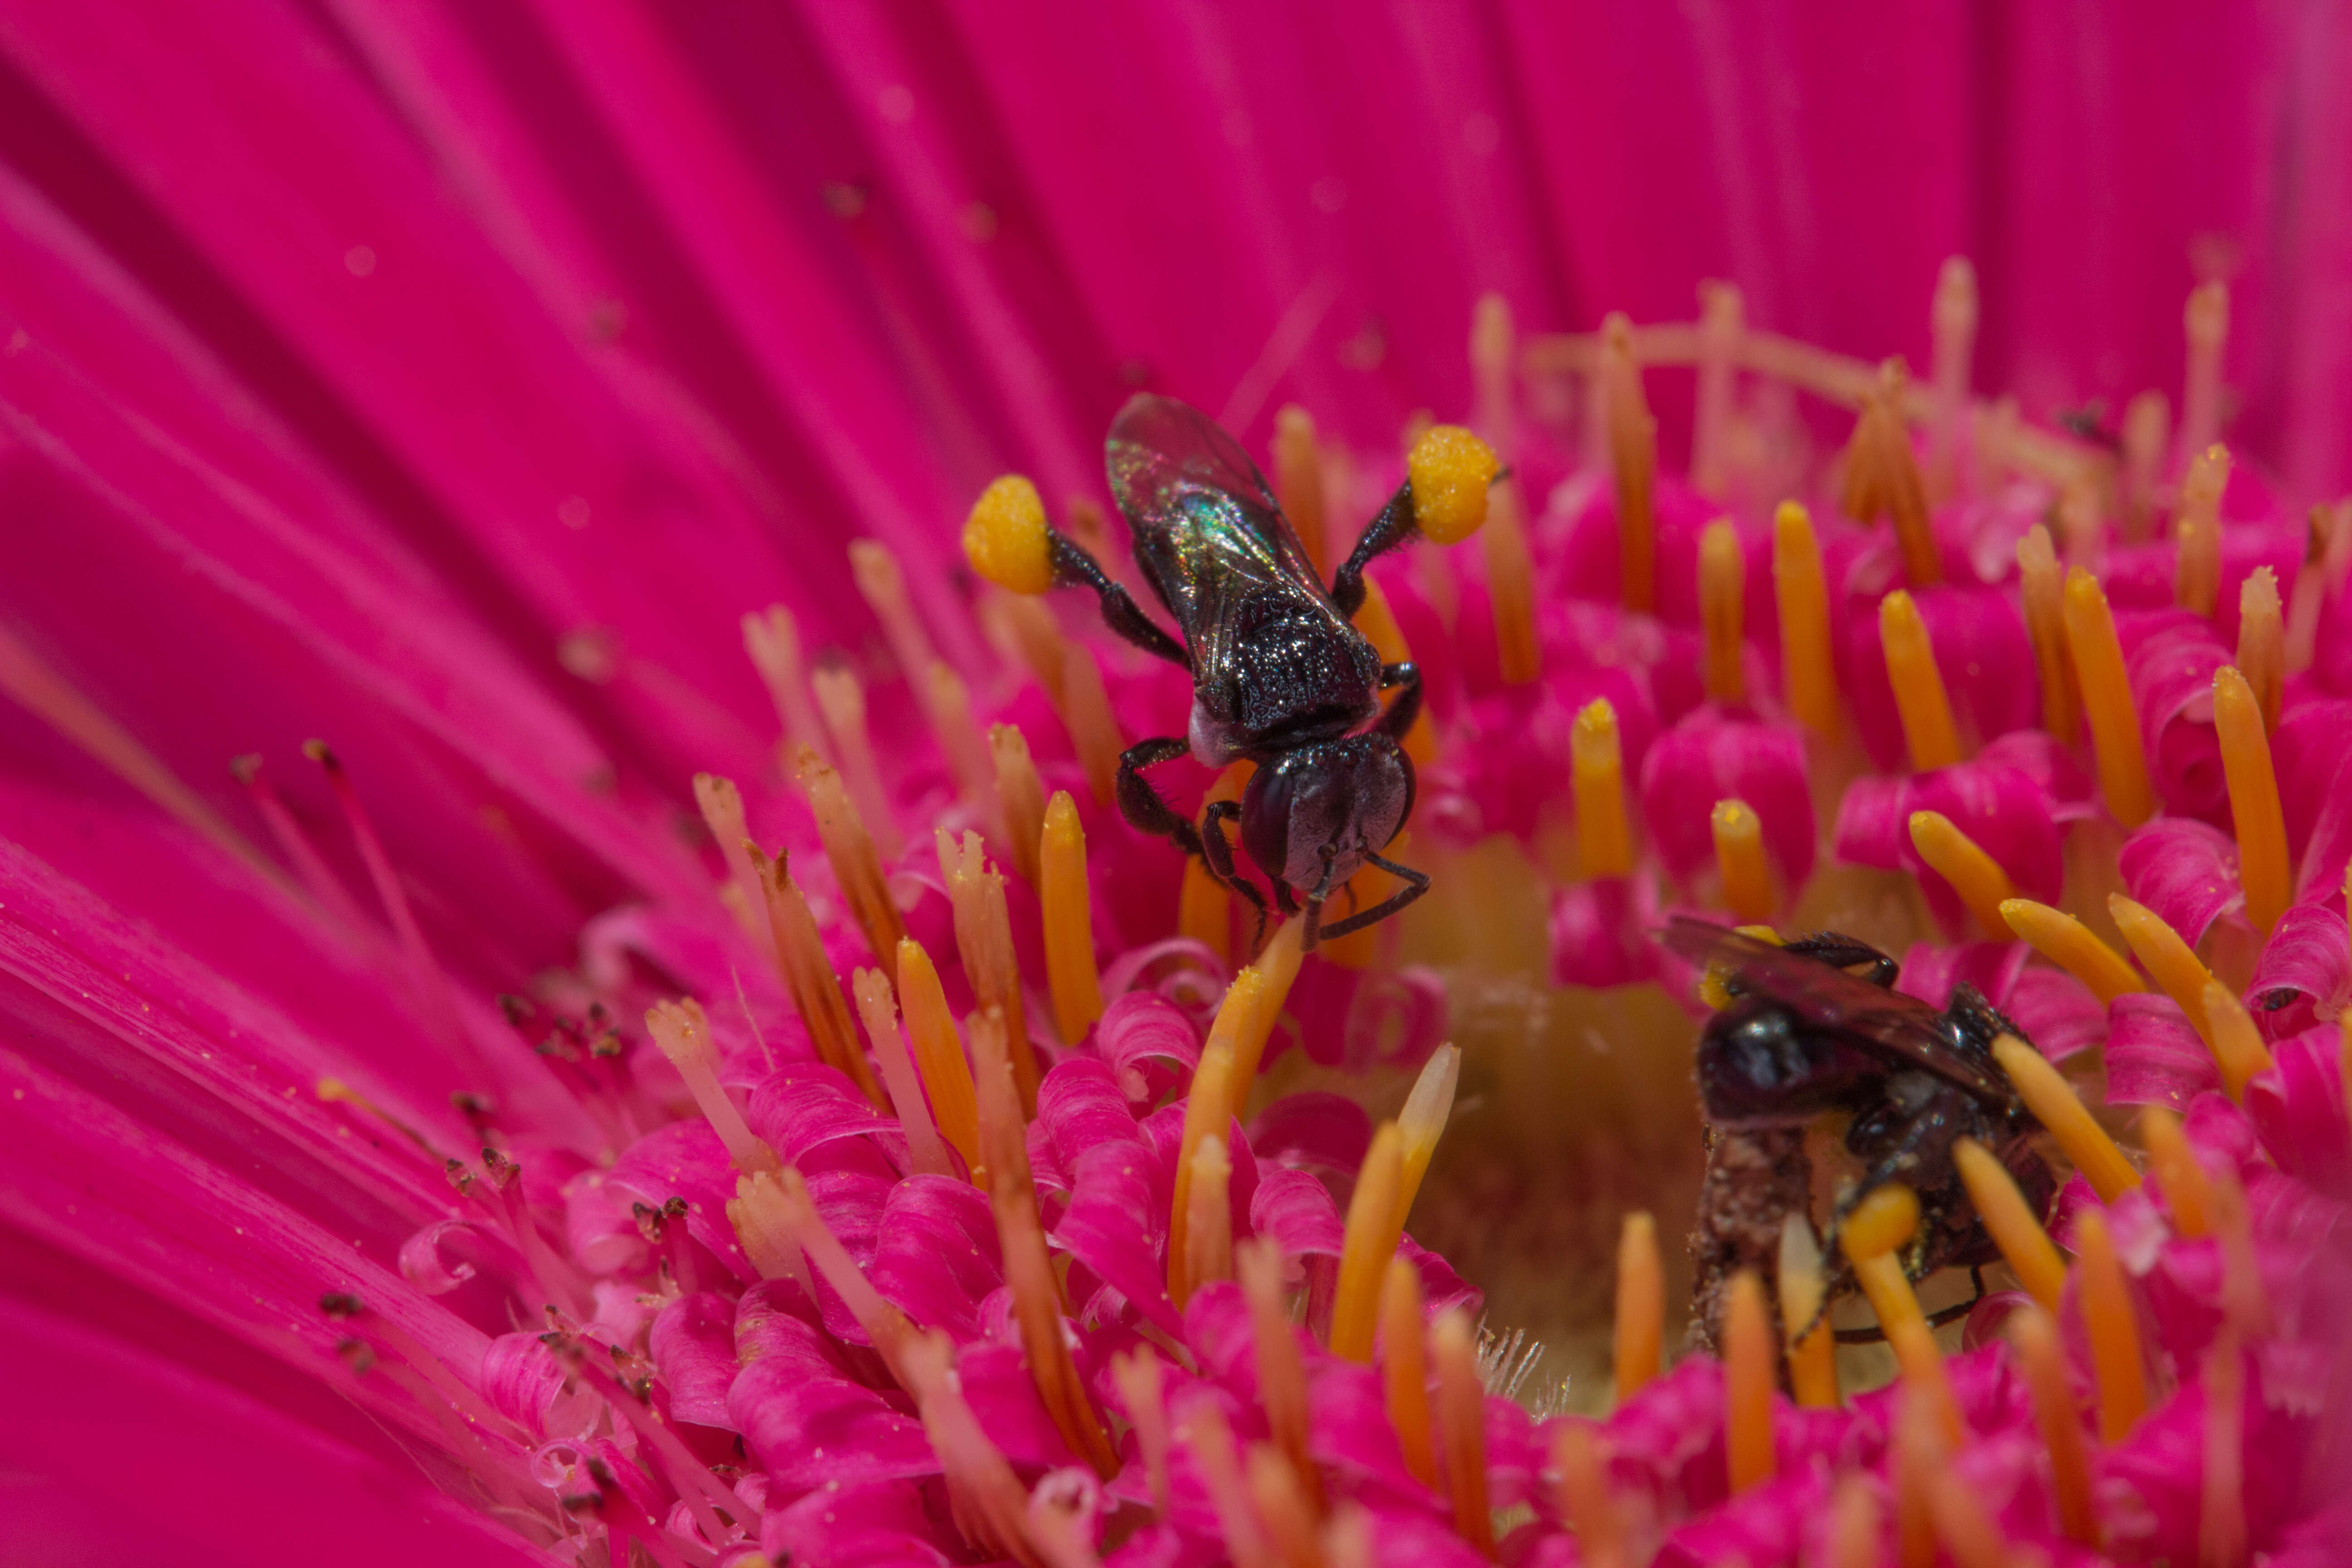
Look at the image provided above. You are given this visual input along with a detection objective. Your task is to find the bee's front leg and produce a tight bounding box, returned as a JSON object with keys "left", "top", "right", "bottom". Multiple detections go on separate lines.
{"left": 1114, "top": 737, "right": 1204, "bottom": 858}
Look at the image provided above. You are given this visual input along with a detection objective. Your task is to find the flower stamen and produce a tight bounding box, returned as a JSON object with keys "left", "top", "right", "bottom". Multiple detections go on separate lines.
{"left": 2236, "top": 568, "right": 2284, "bottom": 733}
{"left": 991, "top": 723, "right": 1047, "bottom": 885}
{"left": 1691, "top": 280, "right": 1744, "bottom": 499}
{"left": 1843, "top": 363, "right": 1939, "bottom": 587}
{"left": 800, "top": 747, "right": 909, "bottom": 978}
{"left": 1723, "top": 1269, "right": 1776, "bottom": 1494}
{"left": 1240, "top": 1238, "right": 1323, "bottom": 1512}
{"left": 2180, "top": 282, "right": 2230, "bottom": 462}
{"left": 1907, "top": 811, "right": 2013, "bottom": 935}
{"left": 692, "top": 773, "right": 771, "bottom": 947}
{"left": 2201, "top": 981, "right": 2277, "bottom": 1106}
{"left": 1990, "top": 1033, "right": 2141, "bottom": 1200}
{"left": 1246, "top": 1445, "right": 1324, "bottom": 1568}
{"left": 1928, "top": 258, "right": 1977, "bottom": 500}
{"left": 750, "top": 845, "right": 885, "bottom": 1106}
{"left": 305, "top": 741, "right": 468, "bottom": 1050}
{"left": 1181, "top": 1131, "right": 1235, "bottom": 1298}
{"left": 1845, "top": 1184, "right": 1964, "bottom": 1448}
{"left": 742, "top": 604, "right": 828, "bottom": 767}
{"left": 1394, "top": 1042, "right": 1460, "bottom": 1228}
{"left": 938, "top": 828, "right": 1039, "bottom": 1110}
{"left": 903, "top": 1328, "right": 1041, "bottom": 1567}
{"left": 1109, "top": 1348, "right": 1173, "bottom": 1516}
{"left": 1713, "top": 800, "right": 1775, "bottom": 922}
{"left": 2074, "top": 1208, "right": 2147, "bottom": 1442}
{"left": 2140, "top": 1107, "right": 2210, "bottom": 1238}
{"left": 1825, "top": 1475, "right": 1881, "bottom": 1568}
{"left": 1880, "top": 591, "right": 1964, "bottom": 770}
{"left": 852, "top": 968, "right": 954, "bottom": 1177}
{"left": 1180, "top": 1398, "right": 1278, "bottom": 1568}
{"left": 809, "top": 663, "right": 903, "bottom": 859}
{"left": 2063, "top": 568, "right": 2157, "bottom": 826}
{"left": 2121, "top": 392, "right": 2171, "bottom": 542}
{"left": 1236, "top": 918, "right": 1305, "bottom": 1085}
{"left": 2110, "top": 895, "right": 2216, "bottom": 1041}
{"left": 2212, "top": 666, "right": 2289, "bottom": 933}
{"left": 2009, "top": 1303, "right": 2097, "bottom": 1543}
{"left": 2175, "top": 446, "right": 2230, "bottom": 616}
{"left": 894, "top": 937, "right": 982, "bottom": 1173}
{"left": 232, "top": 754, "right": 371, "bottom": 933}
{"left": 848, "top": 539, "right": 944, "bottom": 715}
{"left": 1999, "top": 899, "right": 2145, "bottom": 1003}
{"left": 1430, "top": 1307, "right": 1493, "bottom": 1556}
{"left": 927, "top": 662, "right": 1006, "bottom": 846}
{"left": 1773, "top": 501, "right": 1839, "bottom": 738}
{"left": 1699, "top": 517, "right": 1745, "bottom": 704}
{"left": 1952, "top": 1137, "right": 2066, "bottom": 1308}
{"left": 1572, "top": 699, "right": 1635, "bottom": 877}
{"left": 1274, "top": 405, "right": 1329, "bottom": 574}
{"left": 1380, "top": 1256, "right": 1436, "bottom": 1485}
{"left": 2016, "top": 525, "right": 2079, "bottom": 740}
{"left": 2208, "top": 1166, "right": 2272, "bottom": 1339}
{"left": 1060, "top": 641, "right": 1125, "bottom": 806}
{"left": 1613, "top": 1211, "right": 1665, "bottom": 1402}
{"left": 1329, "top": 1122, "right": 1405, "bottom": 1361}
{"left": 644, "top": 999, "right": 777, "bottom": 1175}
{"left": 1552, "top": 1423, "right": 1625, "bottom": 1568}
{"left": 1776, "top": 1215, "right": 1839, "bottom": 1406}
{"left": 1170, "top": 994, "right": 1247, "bottom": 1302}
{"left": 1926, "top": 1455, "right": 2013, "bottom": 1568}
{"left": 2201, "top": 1331, "right": 2248, "bottom": 1568}
{"left": 1040, "top": 791, "right": 1105, "bottom": 1042}
{"left": 1599, "top": 313, "right": 1656, "bottom": 615}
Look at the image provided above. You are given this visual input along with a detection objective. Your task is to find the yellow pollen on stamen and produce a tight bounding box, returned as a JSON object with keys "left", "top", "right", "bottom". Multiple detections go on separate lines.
{"left": 1430, "top": 1307, "right": 1494, "bottom": 1558}
{"left": 1179, "top": 762, "right": 1254, "bottom": 965}
{"left": 1951, "top": 1137, "right": 2067, "bottom": 1309}
{"left": 894, "top": 938, "right": 981, "bottom": 1175}
{"left": 1699, "top": 517, "right": 1745, "bottom": 703}
{"left": 1572, "top": 698, "right": 1635, "bottom": 877}
{"left": 1879, "top": 590, "right": 1964, "bottom": 770}
{"left": 1352, "top": 578, "right": 1437, "bottom": 767}
{"left": 1039, "top": 792, "right": 1105, "bottom": 1044}
{"left": 1245, "top": 1445, "right": 1323, "bottom": 1568}
{"left": 963, "top": 474, "right": 1056, "bottom": 596}
{"left": 809, "top": 663, "right": 904, "bottom": 860}
{"left": 1239, "top": 1239, "right": 1323, "bottom": 1514}
{"left": 741, "top": 604, "right": 828, "bottom": 767}
{"left": 1329, "top": 1122, "right": 1406, "bottom": 1362}
{"left": 1723, "top": 1270, "right": 1776, "bottom": 1494}
{"left": 2201, "top": 1332, "right": 2249, "bottom": 1568}
{"left": 2000, "top": 898, "right": 2147, "bottom": 1004}
{"left": 1110, "top": 1348, "right": 1174, "bottom": 1518}
{"left": 1777, "top": 1214, "right": 1839, "bottom": 1407}
{"left": 1712, "top": 800, "right": 1775, "bottom": 923}
{"left": 1168, "top": 1036, "right": 1239, "bottom": 1305}
{"left": 727, "top": 1169, "right": 813, "bottom": 1292}
{"left": 2140, "top": 1106, "right": 2211, "bottom": 1239}
{"left": 1406, "top": 423, "right": 1499, "bottom": 547}
{"left": 644, "top": 997, "right": 779, "bottom": 1176}
{"left": 2063, "top": 567, "right": 2158, "bottom": 827}
{"left": 1273, "top": 405, "right": 1329, "bottom": 574}
{"left": 1773, "top": 501, "right": 1840, "bottom": 738}
{"left": 1845, "top": 1185, "right": 1965, "bottom": 1450}
{"left": 2110, "top": 894, "right": 2218, "bottom": 1043}
{"left": 937, "top": 828, "right": 1039, "bottom": 1112}
{"left": 1825, "top": 1476, "right": 1881, "bottom": 1568}
{"left": 1612, "top": 1211, "right": 1664, "bottom": 1402}
{"left": 926, "top": 662, "right": 1005, "bottom": 845}
{"left": 2181, "top": 281, "right": 2230, "bottom": 456}
{"left": 692, "top": 773, "right": 772, "bottom": 948}
{"left": 799, "top": 747, "right": 908, "bottom": 980}
{"left": 1601, "top": 313, "right": 1657, "bottom": 614}
{"left": 1380, "top": 1257, "right": 1436, "bottom": 1485}
{"left": 752, "top": 846, "right": 887, "bottom": 1108}
{"left": 1181, "top": 1133, "right": 1235, "bottom": 1298}
{"left": 2017, "top": 524, "right": 2080, "bottom": 741}
{"left": 990, "top": 723, "right": 1047, "bottom": 886}
{"left": 1844, "top": 363, "right": 1940, "bottom": 587}
{"left": 852, "top": 968, "right": 953, "bottom": 1179}
{"left": 2009, "top": 1304, "right": 2097, "bottom": 1544}
{"left": 2238, "top": 568, "right": 2285, "bottom": 734}
{"left": 1060, "top": 641, "right": 1125, "bottom": 807}
{"left": 1907, "top": 811, "right": 2014, "bottom": 935}
{"left": 2213, "top": 666, "right": 2291, "bottom": 934}
{"left": 2074, "top": 1209, "right": 2147, "bottom": 1442}
{"left": 2175, "top": 445, "right": 2230, "bottom": 617}
{"left": 1991, "top": 1033, "right": 2142, "bottom": 1201}
{"left": 1553, "top": 1423, "right": 1627, "bottom": 1568}
{"left": 1393, "top": 1043, "right": 1460, "bottom": 1230}
{"left": 1233, "top": 921, "right": 1302, "bottom": 1091}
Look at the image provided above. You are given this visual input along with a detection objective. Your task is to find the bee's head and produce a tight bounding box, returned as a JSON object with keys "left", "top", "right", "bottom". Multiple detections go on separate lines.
{"left": 1240, "top": 734, "right": 1415, "bottom": 940}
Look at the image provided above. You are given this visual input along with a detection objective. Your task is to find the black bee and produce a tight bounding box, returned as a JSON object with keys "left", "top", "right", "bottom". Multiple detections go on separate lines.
{"left": 1017, "top": 395, "right": 1474, "bottom": 949}
{"left": 1664, "top": 918, "right": 2056, "bottom": 1329}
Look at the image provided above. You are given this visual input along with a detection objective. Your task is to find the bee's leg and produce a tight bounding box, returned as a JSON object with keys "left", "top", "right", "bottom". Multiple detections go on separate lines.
{"left": 1115, "top": 737, "right": 1205, "bottom": 858}
{"left": 1374, "top": 661, "right": 1422, "bottom": 740}
{"left": 1779, "top": 932, "right": 1900, "bottom": 987}
{"left": 1328, "top": 487, "right": 1417, "bottom": 618}
{"left": 1046, "top": 533, "right": 1192, "bottom": 669}
{"left": 1316, "top": 847, "right": 1430, "bottom": 939}
{"left": 1200, "top": 799, "right": 1271, "bottom": 949}
{"left": 1834, "top": 1270, "right": 1989, "bottom": 1343}
{"left": 1945, "top": 981, "right": 2027, "bottom": 1055}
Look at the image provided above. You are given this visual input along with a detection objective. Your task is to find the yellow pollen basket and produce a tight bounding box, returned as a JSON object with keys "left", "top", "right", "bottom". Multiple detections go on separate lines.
{"left": 1405, "top": 424, "right": 1498, "bottom": 544}
{"left": 963, "top": 474, "right": 1055, "bottom": 595}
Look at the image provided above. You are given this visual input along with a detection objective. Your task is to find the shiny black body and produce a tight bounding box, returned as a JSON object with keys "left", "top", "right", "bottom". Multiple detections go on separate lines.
{"left": 1664, "top": 919, "right": 2056, "bottom": 1295}
{"left": 1040, "top": 395, "right": 1441, "bottom": 948}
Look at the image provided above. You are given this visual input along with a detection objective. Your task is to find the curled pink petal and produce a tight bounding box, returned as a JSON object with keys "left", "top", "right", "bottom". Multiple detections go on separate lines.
{"left": 2001, "top": 965, "right": 2111, "bottom": 1062}
{"left": 761, "top": 1480, "right": 946, "bottom": 1568}
{"left": 1248, "top": 1168, "right": 1346, "bottom": 1263}
{"left": 1284, "top": 960, "right": 1450, "bottom": 1073}
{"left": 1841, "top": 582, "right": 2036, "bottom": 774}
{"left": 1550, "top": 876, "right": 1660, "bottom": 989}
{"left": 482, "top": 1330, "right": 595, "bottom": 1443}
{"left": 867, "top": 1174, "right": 1004, "bottom": 1342}
{"left": 649, "top": 1292, "right": 738, "bottom": 1431}
{"left": 954, "top": 1339, "right": 1080, "bottom": 1470}
{"left": 1896, "top": 941, "right": 2029, "bottom": 1012}
{"left": 1636, "top": 709, "right": 1814, "bottom": 890}
{"left": 2119, "top": 817, "right": 2245, "bottom": 946}
{"left": 564, "top": 1169, "right": 651, "bottom": 1278}
{"left": 2246, "top": 902, "right": 2352, "bottom": 1040}
{"left": 2243, "top": 1025, "right": 2352, "bottom": 1200}
{"left": 1833, "top": 758, "right": 2062, "bottom": 931}
{"left": 1092, "top": 990, "right": 1205, "bottom": 1104}
{"left": 2122, "top": 612, "right": 2232, "bottom": 823}
{"left": 398, "top": 1217, "right": 498, "bottom": 1295}
{"left": 1247, "top": 1093, "right": 1373, "bottom": 1186}
{"left": 747, "top": 1061, "right": 909, "bottom": 1177}
{"left": 2103, "top": 994, "right": 2223, "bottom": 1109}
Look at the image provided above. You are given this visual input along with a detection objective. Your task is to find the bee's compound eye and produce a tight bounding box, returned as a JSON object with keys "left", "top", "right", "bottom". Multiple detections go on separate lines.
{"left": 1406, "top": 425, "right": 1499, "bottom": 544}
{"left": 963, "top": 475, "right": 1055, "bottom": 594}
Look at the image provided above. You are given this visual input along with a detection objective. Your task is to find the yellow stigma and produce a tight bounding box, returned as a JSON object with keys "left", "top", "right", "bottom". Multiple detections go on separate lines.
{"left": 1039, "top": 791, "right": 1105, "bottom": 1043}
{"left": 2175, "top": 445, "right": 2230, "bottom": 617}
{"left": 962, "top": 474, "right": 1055, "bottom": 595}
{"left": 1379, "top": 1258, "right": 1436, "bottom": 1485}
{"left": 1999, "top": 898, "right": 2145, "bottom": 1004}
{"left": 1699, "top": 518, "right": 1746, "bottom": 703}
{"left": 1431, "top": 1308, "right": 1494, "bottom": 1556}
{"left": 2075, "top": 1210, "right": 2148, "bottom": 1442}
{"left": 1405, "top": 423, "right": 1498, "bottom": 544}
{"left": 1612, "top": 1211, "right": 1663, "bottom": 1402}
{"left": 1951, "top": 1137, "right": 2065, "bottom": 1309}
{"left": 1879, "top": 590, "right": 1964, "bottom": 770}
{"left": 1907, "top": 811, "right": 2014, "bottom": 936}
{"left": 2238, "top": 567, "right": 2284, "bottom": 733}
{"left": 2016, "top": 525, "right": 2078, "bottom": 741}
{"left": 2064, "top": 567, "right": 2156, "bottom": 826}
{"left": 2109, "top": 894, "right": 2216, "bottom": 1042}
{"left": 2010, "top": 1306, "right": 2097, "bottom": 1544}
{"left": 1845, "top": 1183, "right": 1964, "bottom": 1449}
{"left": 2201, "top": 979, "right": 2277, "bottom": 1103}
{"left": 2141, "top": 1106, "right": 2211, "bottom": 1238}
{"left": 1713, "top": 799, "right": 1775, "bottom": 923}
{"left": 2212, "top": 666, "right": 2290, "bottom": 934}
{"left": 1842, "top": 1183, "right": 1921, "bottom": 1263}
{"left": 1773, "top": 501, "right": 1839, "bottom": 738}
{"left": 1723, "top": 1270, "right": 1777, "bottom": 1494}
{"left": 1328, "top": 1122, "right": 1405, "bottom": 1362}
{"left": 1572, "top": 698, "right": 1635, "bottom": 877}
{"left": 1991, "top": 1034, "right": 2142, "bottom": 1202}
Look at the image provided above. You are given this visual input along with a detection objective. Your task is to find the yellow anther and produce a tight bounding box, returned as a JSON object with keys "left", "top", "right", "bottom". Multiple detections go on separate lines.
{"left": 1406, "top": 424, "right": 1498, "bottom": 544}
{"left": 962, "top": 474, "right": 1055, "bottom": 595}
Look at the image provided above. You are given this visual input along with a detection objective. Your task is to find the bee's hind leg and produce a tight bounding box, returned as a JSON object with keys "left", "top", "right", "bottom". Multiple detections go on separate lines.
{"left": 1116, "top": 737, "right": 1206, "bottom": 858}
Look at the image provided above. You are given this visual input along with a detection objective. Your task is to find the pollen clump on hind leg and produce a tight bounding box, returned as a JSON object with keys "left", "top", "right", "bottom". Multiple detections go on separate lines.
{"left": 1406, "top": 423, "right": 1499, "bottom": 543}
{"left": 963, "top": 473, "right": 1055, "bottom": 594}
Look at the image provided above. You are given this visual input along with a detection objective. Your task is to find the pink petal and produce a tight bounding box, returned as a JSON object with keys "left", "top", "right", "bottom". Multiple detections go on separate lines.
{"left": 867, "top": 1174, "right": 1004, "bottom": 1343}
{"left": 2243, "top": 1025, "right": 2352, "bottom": 1200}
{"left": 1248, "top": 1093, "right": 1374, "bottom": 1187}
{"left": 1092, "top": 991, "right": 1204, "bottom": 1106}
{"left": 747, "top": 1061, "right": 910, "bottom": 1178}
{"left": 1832, "top": 758, "right": 2063, "bottom": 931}
{"left": 2247, "top": 903, "right": 2352, "bottom": 1041}
{"left": 2002, "top": 965, "right": 2112, "bottom": 1062}
{"left": 1284, "top": 960, "right": 1450, "bottom": 1074}
{"left": 2122, "top": 612, "right": 2233, "bottom": 823}
{"left": 2119, "top": 817, "right": 2245, "bottom": 946}
{"left": 1550, "top": 875, "right": 1660, "bottom": 989}
{"left": 761, "top": 1480, "right": 949, "bottom": 1568}
{"left": 953, "top": 1339, "right": 1080, "bottom": 1471}
{"left": 2103, "top": 994, "right": 2224, "bottom": 1109}
{"left": 1841, "top": 583, "right": 2036, "bottom": 774}
{"left": 1248, "top": 1168, "right": 1347, "bottom": 1262}
{"left": 1896, "top": 941, "right": 2030, "bottom": 1012}
{"left": 1636, "top": 709, "right": 1815, "bottom": 890}
{"left": 650, "top": 1291, "right": 739, "bottom": 1430}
